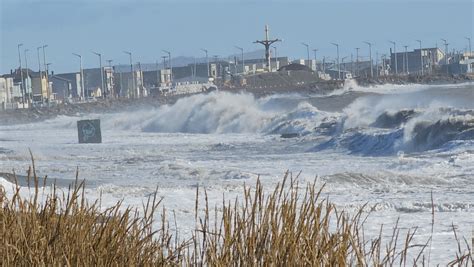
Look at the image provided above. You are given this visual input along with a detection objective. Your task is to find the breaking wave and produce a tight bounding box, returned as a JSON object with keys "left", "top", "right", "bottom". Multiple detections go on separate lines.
{"left": 105, "top": 91, "right": 342, "bottom": 135}
{"left": 315, "top": 109, "right": 474, "bottom": 155}
{"left": 103, "top": 87, "right": 474, "bottom": 155}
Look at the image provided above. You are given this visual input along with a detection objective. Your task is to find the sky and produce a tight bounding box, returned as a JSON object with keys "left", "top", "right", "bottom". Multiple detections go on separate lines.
{"left": 1, "top": 0, "right": 473, "bottom": 74}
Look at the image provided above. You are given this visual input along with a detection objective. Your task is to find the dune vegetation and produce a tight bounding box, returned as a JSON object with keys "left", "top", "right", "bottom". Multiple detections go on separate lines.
{"left": 1, "top": 159, "right": 472, "bottom": 266}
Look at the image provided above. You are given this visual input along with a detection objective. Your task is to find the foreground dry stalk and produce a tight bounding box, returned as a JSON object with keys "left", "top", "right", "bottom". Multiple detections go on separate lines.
{"left": 1, "top": 162, "right": 472, "bottom": 265}
{"left": 1, "top": 158, "right": 187, "bottom": 265}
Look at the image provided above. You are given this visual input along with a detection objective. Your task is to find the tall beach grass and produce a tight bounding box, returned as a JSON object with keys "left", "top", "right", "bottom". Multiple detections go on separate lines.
{"left": 1, "top": 159, "right": 472, "bottom": 265}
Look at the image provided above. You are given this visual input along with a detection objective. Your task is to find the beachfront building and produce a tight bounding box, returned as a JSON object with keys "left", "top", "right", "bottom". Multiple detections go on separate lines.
{"left": 0, "top": 77, "right": 14, "bottom": 106}
{"left": 443, "top": 52, "right": 474, "bottom": 76}
{"left": 390, "top": 47, "right": 444, "bottom": 75}
{"left": 30, "top": 71, "right": 50, "bottom": 103}
{"left": 50, "top": 75, "right": 73, "bottom": 101}
{"left": 460, "top": 52, "right": 474, "bottom": 73}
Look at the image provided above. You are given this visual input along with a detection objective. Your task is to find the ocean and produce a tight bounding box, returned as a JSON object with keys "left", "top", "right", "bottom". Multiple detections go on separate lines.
{"left": 1, "top": 82, "right": 473, "bottom": 263}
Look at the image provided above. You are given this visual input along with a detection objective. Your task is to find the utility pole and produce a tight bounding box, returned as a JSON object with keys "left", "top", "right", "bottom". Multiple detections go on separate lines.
{"left": 17, "top": 43, "right": 24, "bottom": 104}
{"left": 364, "top": 41, "right": 373, "bottom": 77}
{"left": 155, "top": 60, "right": 160, "bottom": 88}
{"left": 234, "top": 46, "right": 244, "bottom": 74}
{"left": 389, "top": 41, "right": 398, "bottom": 75}
{"left": 162, "top": 50, "right": 172, "bottom": 85}
{"left": 123, "top": 51, "right": 135, "bottom": 98}
{"left": 416, "top": 40, "right": 423, "bottom": 76}
{"left": 381, "top": 54, "right": 386, "bottom": 76}
{"left": 465, "top": 37, "right": 472, "bottom": 54}
{"left": 193, "top": 57, "right": 197, "bottom": 78}
{"left": 72, "top": 53, "right": 85, "bottom": 100}
{"left": 42, "top": 45, "right": 49, "bottom": 103}
{"left": 137, "top": 61, "right": 144, "bottom": 97}
{"left": 36, "top": 46, "right": 42, "bottom": 73}
{"left": 24, "top": 49, "right": 29, "bottom": 102}
{"left": 201, "top": 48, "right": 209, "bottom": 78}
{"left": 331, "top": 43, "right": 340, "bottom": 80}
{"left": 350, "top": 53, "right": 354, "bottom": 75}
{"left": 106, "top": 59, "right": 113, "bottom": 98}
{"left": 341, "top": 56, "right": 348, "bottom": 75}
{"left": 254, "top": 25, "right": 281, "bottom": 72}
{"left": 441, "top": 39, "right": 449, "bottom": 75}
{"left": 355, "top": 47, "right": 360, "bottom": 77}
{"left": 213, "top": 55, "right": 219, "bottom": 77}
{"left": 272, "top": 46, "right": 278, "bottom": 69}
{"left": 312, "top": 49, "right": 318, "bottom": 72}
{"left": 92, "top": 51, "right": 105, "bottom": 98}
{"left": 46, "top": 63, "right": 52, "bottom": 77}
{"left": 322, "top": 56, "right": 326, "bottom": 74}
{"left": 301, "top": 42, "right": 310, "bottom": 67}
{"left": 403, "top": 45, "right": 409, "bottom": 74}
{"left": 375, "top": 52, "right": 378, "bottom": 78}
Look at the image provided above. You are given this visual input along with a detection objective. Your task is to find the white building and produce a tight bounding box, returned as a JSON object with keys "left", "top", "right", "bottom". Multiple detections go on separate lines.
{"left": 460, "top": 52, "right": 474, "bottom": 73}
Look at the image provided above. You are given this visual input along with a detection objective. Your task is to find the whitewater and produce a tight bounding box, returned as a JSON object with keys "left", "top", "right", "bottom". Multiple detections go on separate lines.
{"left": 1, "top": 82, "right": 473, "bottom": 264}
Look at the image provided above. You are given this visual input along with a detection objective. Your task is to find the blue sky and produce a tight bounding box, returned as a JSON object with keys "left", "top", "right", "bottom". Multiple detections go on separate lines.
{"left": 1, "top": 0, "right": 472, "bottom": 73}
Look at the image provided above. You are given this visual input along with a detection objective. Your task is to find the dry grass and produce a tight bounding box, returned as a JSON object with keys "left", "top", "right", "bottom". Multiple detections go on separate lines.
{"left": 1, "top": 159, "right": 472, "bottom": 266}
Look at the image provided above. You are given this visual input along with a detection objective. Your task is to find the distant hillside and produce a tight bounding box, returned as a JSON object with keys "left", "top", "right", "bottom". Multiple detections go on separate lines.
{"left": 114, "top": 49, "right": 266, "bottom": 72}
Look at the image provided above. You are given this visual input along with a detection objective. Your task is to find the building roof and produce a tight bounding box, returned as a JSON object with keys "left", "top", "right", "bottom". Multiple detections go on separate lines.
{"left": 278, "top": 63, "right": 313, "bottom": 72}
{"left": 50, "top": 75, "right": 72, "bottom": 82}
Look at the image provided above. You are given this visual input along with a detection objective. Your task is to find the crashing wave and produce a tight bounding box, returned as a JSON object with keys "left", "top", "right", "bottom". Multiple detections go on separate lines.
{"left": 315, "top": 109, "right": 474, "bottom": 155}
{"left": 405, "top": 117, "right": 474, "bottom": 152}
{"left": 371, "top": 109, "right": 418, "bottom": 129}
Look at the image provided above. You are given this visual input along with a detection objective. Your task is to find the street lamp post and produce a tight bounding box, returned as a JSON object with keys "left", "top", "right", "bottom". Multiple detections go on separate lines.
{"left": 331, "top": 43, "right": 340, "bottom": 80}
{"left": 364, "top": 41, "right": 373, "bottom": 78}
{"left": 17, "top": 44, "right": 24, "bottom": 104}
{"left": 312, "top": 49, "right": 318, "bottom": 72}
{"left": 272, "top": 46, "right": 277, "bottom": 68}
{"left": 201, "top": 48, "right": 209, "bottom": 78}
{"left": 92, "top": 51, "right": 105, "bottom": 98}
{"left": 123, "top": 51, "right": 135, "bottom": 98}
{"left": 465, "top": 37, "right": 471, "bottom": 54}
{"left": 72, "top": 53, "right": 85, "bottom": 100}
{"left": 301, "top": 42, "right": 310, "bottom": 67}
{"left": 162, "top": 50, "right": 172, "bottom": 85}
{"left": 416, "top": 40, "right": 423, "bottom": 76}
{"left": 403, "top": 45, "right": 409, "bottom": 74}
{"left": 42, "top": 45, "right": 49, "bottom": 103}
{"left": 389, "top": 41, "right": 398, "bottom": 75}
{"left": 155, "top": 59, "right": 160, "bottom": 88}
{"left": 234, "top": 46, "right": 244, "bottom": 74}
{"left": 341, "top": 56, "right": 348, "bottom": 75}
{"left": 24, "top": 49, "right": 30, "bottom": 102}
{"left": 106, "top": 59, "right": 113, "bottom": 98}
{"left": 441, "top": 39, "right": 449, "bottom": 75}
{"left": 355, "top": 47, "right": 360, "bottom": 77}
{"left": 375, "top": 52, "right": 378, "bottom": 78}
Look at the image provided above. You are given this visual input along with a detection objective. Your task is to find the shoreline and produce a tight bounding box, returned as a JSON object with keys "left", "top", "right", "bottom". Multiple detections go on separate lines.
{"left": 0, "top": 74, "right": 471, "bottom": 125}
